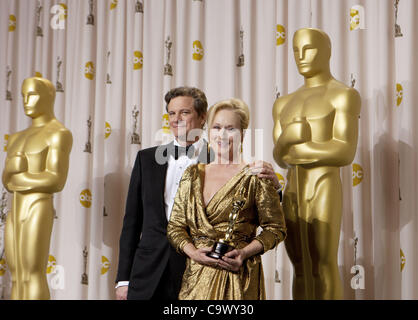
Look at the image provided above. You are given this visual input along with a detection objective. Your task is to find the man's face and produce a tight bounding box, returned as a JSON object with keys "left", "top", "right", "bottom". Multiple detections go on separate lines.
{"left": 167, "top": 96, "right": 205, "bottom": 145}
{"left": 293, "top": 30, "right": 329, "bottom": 78}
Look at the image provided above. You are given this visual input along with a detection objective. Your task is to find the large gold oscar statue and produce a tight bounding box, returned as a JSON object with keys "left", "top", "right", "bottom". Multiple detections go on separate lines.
{"left": 2, "top": 77, "right": 72, "bottom": 299}
{"left": 273, "top": 28, "right": 361, "bottom": 299}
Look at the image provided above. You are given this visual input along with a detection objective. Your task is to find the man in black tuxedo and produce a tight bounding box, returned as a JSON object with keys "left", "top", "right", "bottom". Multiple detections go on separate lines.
{"left": 115, "top": 87, "right": 282, "bottom": 300}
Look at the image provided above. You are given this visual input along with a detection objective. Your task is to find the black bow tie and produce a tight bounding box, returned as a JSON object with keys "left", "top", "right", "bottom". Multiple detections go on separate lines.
{"left": 173, "top": 144, "right": 195, "bottom": 160}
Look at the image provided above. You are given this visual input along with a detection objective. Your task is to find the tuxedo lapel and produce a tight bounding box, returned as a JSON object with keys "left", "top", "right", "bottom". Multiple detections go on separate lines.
{"left": 152, "top": 160, "right": 168, "bottom": 201}
{"left": 150, "top": 143, "right": 171, "bottom": 222}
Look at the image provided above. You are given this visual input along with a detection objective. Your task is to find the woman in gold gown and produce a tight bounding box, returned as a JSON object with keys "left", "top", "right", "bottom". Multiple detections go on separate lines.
{"left": 167, "top": 98, "right": 287, "bottom": 300}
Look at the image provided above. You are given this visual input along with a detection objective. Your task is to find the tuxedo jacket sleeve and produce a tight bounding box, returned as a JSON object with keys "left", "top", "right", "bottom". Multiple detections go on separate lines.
{"left": 116, "top": 152, "right": 143, "bottom": 282}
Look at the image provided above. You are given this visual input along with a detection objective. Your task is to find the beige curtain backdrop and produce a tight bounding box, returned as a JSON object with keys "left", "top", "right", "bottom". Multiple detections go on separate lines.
{"left": 0, "top": 0, "right": 417, "bottom": 300}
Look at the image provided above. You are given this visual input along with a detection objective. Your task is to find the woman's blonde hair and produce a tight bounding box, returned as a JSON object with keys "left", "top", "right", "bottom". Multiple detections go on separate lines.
{"left": 207, "top": 98, "right": 250, "bottom": 133}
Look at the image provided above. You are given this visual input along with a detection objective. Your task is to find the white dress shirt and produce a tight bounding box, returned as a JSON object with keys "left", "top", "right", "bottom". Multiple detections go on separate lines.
{"left": 116, "top": 138, "right": 204, "bottom": 289}
{"left": 164, "top": 138, "right": 203, "bottom": 220}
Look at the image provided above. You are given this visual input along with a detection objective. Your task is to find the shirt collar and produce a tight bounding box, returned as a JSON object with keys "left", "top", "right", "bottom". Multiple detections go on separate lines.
{"left": 173, "top": 137, "right": 204, "bottom": 159}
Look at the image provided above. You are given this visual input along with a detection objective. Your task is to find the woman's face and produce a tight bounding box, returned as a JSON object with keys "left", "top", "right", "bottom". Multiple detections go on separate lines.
{"left": 209, "top": 109, "right": 242, "bottom": 163}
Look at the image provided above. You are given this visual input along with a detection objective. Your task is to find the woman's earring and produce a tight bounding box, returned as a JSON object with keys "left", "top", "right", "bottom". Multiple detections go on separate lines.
{"left": 207, "top": 142, "right": 214, "bottom": 162}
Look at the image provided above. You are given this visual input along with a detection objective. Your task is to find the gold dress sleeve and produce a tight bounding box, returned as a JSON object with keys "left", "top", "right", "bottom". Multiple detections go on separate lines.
{"left": 167, "top": 166, "right": 194, "bottom": 254}
{"left": 254, "top": 177, "right": 287, "bottom": 253}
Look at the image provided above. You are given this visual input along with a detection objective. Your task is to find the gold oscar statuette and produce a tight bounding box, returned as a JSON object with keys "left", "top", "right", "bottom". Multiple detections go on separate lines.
{"left": 84, "top": 116, "right": 92, "bottom": 153}
{"left": 86, "top": 0, "right": 94, "bottom": 25}
{"left": 275, "top": 86, "right": 281, "bottom": 100}
{"left": 35, "top": 0, "right": 43, "bottom": 38}
{"left": 273, "top": 28, "right": 361, "bottom": 300}
{"left": 81, "top": 246, "right": 88, "bottom": 285}
{"left": 237, "top": 27, "right": 245, "bottom": 67}
{"left": 56, "top": 57, "right": 64, "bottom": 93}
{"left": 135, "top": 0, "right": 144, "bottom": 13}
{"left": 106, "top": 51, "right": 112, "bottom": 84}
{"left": 131, "top": 106, "right": 141, "bottom": 145}
{"left": 207, "top": 197, "right": 246, "bottom": 259}
{"left": 0, "top": 189, "right": 8, "bottom": 268}
{"left": 2, "top": 77, "right": 73, "bottom": 300}
{"left": 350, "top": 73, "right": 356, "bottom": 88}
{"left": 164, "top": 36, "right": 173, "bottom": 76}
{"left": 0, "top": 189, "right": 7, "bottom": 224}
{"left": 6, "top": 66, "right": 12, "bottom": 101}
{"left": 394, "top": 0, "right": 403, "bottom": 37}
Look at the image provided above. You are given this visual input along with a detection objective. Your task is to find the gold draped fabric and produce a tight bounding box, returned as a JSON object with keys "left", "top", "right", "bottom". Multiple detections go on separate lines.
{"left": 167, "top": 163, "right": 287, "bottom": 300}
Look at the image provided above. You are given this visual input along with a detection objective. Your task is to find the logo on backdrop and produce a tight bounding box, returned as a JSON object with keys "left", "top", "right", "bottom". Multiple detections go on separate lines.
{"left": 162, "top": 114, "right": 171, "bottom": 134}
{"left": 80, "top": 189, "right": 92, "bottom": 208}
{"left": 3, "top": 135, "right": 9, "bottom": 152}
{"left": 46, "top": 255, "right": 57, "bottom": 274}
{"left": 276, "top": 25, "right": 286, "bottom": 46}
{"left": 101, "top": 256, "right": 110, "bottom": 275}
{"left": 110, "top": 0, "right": 118, "bottom": 10}
{"left": 9, "top": 15, "right": 16, "bottom": 32}
{"left": 400, "top": 249, "right": 406, "bottom": 271}
{"left": 46, "top": 255, "right": 65, "bottom": 290}
{"left": 84, "top": 61, "right": 95, "bottom": 80}
{"left": 275, "top": 172, "right": 286, "bottom": 191}
{"left": 396, "top": 83, "right": 403, "bottom": 106}
{"left": 0, "top": 259, "right": 6, "bottom": 276}
{"left": 50, "top": 3, "right": 67, "bottom": 30}
{"left": 350, "top": 5, "right": 365, "bottom": 31}
{"left": 350, "top": 265, "right": 365, "bottom": 290}
{"left": 49, "top": 264, "right": 65, "bottom": 290}
{"left": 352, "top": 163, "right": 363, "bottom": 186}
{"left": 192, "top": 40, "right": 204, "bottom": 61}
{"left": 105, "top": 122, "right": 112, "bottom": 139}
{"left": 134, "top": 51, "right": 143, "bottom": 70}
